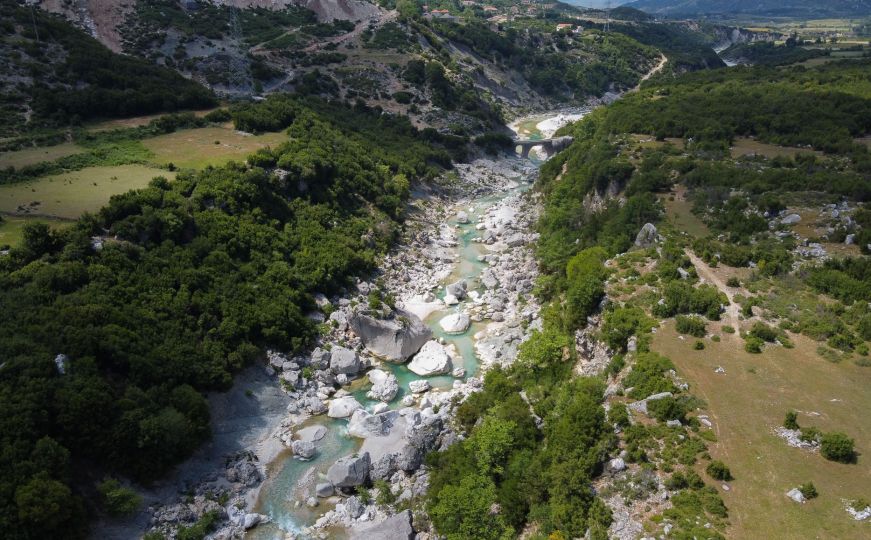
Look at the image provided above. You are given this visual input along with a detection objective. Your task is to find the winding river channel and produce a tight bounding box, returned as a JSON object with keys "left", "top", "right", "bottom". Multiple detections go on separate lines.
{"left": 247, "top": 111, "right": 584, "bottom": 539}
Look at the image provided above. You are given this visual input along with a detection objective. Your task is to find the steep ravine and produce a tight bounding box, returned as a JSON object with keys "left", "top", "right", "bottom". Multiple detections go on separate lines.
{"left": 118, "top": 112, "right": 583, "bottom": 540}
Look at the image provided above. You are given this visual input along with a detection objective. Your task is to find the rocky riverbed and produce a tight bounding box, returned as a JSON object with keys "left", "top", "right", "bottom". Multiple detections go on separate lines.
{"left": 131, "top": 152, "right": 547, "bottom": 540}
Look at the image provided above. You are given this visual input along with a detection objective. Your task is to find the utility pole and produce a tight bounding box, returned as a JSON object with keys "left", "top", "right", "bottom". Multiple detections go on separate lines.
{"left": 227, "top": 7, "right": 249, "bottom": 90}
{"left": 604, "top": 0, "right": 611, "bottom": 34}
{"left": 26, "top": 0, "right": 40, "bottom": 42}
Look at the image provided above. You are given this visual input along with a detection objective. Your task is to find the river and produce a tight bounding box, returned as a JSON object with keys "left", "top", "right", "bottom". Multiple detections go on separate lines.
{"left": 246, "top": 111, "right": 587, "bottom": 539}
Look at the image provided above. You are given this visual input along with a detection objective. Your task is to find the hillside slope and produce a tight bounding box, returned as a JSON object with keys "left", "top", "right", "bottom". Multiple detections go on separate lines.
{"left": 0, "top": 1, "right": 216, "bottom": 140}
{"left": 627, "top": 0, "right": 871, "bottom": 18}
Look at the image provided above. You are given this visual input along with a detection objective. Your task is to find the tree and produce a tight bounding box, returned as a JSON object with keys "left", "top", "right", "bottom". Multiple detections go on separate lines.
{"left": 784, "top": 411, "right": 799, "bottom": 430}
{"left": 98, "top": 478, "right": 142, "bottom": 517}
{"left": 706, "top": 460, "right": 733, "bottom": 481}
{"left": 820, "top": 432, "right": 855, "bottom": 463}
{"left": 468, "top": 416, "right": 517, "bottom": 475}
{"left": 799, "top": 482, "right": 818, "bottom": 499}
{"left": 15, "top": 475, "right": 79, "bottom": 536}
{"left": 429, "top": 474, "right": 514, "bottom": 540}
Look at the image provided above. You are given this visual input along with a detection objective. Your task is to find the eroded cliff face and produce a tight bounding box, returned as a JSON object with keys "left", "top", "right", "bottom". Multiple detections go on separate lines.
{"left": 36, "top": 0, "right": 378, "bottom": 53}
{"left": 37, "top": 0, "right": 133, "bottom": 52}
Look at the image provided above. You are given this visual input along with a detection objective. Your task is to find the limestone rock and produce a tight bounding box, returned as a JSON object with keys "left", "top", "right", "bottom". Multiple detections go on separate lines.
{"left": 408, "top": 341, "right": 453, "bottom": 376}
{"left": 349, "top": 509, "right": 414, "bottom": 540}
{"left": 409, "top": 380, "right": 431, "bottom": 393}
{"left": 327, "top": 452, "right": 370, "bottom": 488}
{"left": 446, "top": 280, "right": 468, "bottom": 301}
{"left": 786, "top": 488, "right": 806, "bottom": 503}
{"left": 456, "top": 211, "right": 470, "bottom": 224}
{"left": 330, "top": 346, "right": 361, "bottom": 375}
{"left": 349, "top": 309, "right": 432, "bottom": 363}
{"left": 292, "top": 440, "right": 317, "bottom": 460}
{"left": 348, "top": 409, "right": 397, "bottom": 438}
{"left": 439, "top": 313, "right": 471, "bottom": 333}
{"left": 367, "top": 369, "right": 399, "bottom": 402}
{"left": 781, "top": 213, "right": 802, "bottom": 225}
{"left": 316, "top": 482, "right": 334, "bottom": 498}
{"left": 634, "top": 223, "right": 658, "bottom": 248}
{"left": 328, "top": 396, "right": 363, "bottom": 418}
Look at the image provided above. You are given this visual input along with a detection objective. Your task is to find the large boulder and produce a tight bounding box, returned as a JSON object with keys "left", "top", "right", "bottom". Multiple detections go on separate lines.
{"left": 408, "top": 341, "right": 452, "bottom": 376}
{"left": 445, "top": 280, "right": 468, "bottom": 300}
{"left": 439, "top": 313, "right": 471, "bottom": 334}
{"left": 367, "top": 369, "right": 399, "bottom": 402}
{"left": 349, "top": 308, "right": 432, "bottom": 363}
{"left": 397, "top": 416, "right": 443, "bottom": 471}
{"left": 291, "top": 440, "right": 317, "bottom": 460}
{"left": 330, "top": 346, "right": 361, "bottom": 375}
{"left": 634, "top": 223, "right": 658, "bottom": 248}
{"left": 327, "top": 452, "right": 370, "bottom": 488}
{"left": 349, "top": 509, "right": 415, "bottom": 540}
{"left": 348, "top": 409, "right": 398, "bottom": 438}
{"left": 328, "top": 396, "right": 363, "bottom": 418}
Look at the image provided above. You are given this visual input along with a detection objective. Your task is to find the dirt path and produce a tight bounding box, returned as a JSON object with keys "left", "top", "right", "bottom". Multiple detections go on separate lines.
{"left": 685, "top": 248, "right": 741, "bottom": 329}
{"left": 303, "top": 10, "right": 396, "bottom": 52}
{"left": 631, "top": 54, "right": 668, "bottom": 92}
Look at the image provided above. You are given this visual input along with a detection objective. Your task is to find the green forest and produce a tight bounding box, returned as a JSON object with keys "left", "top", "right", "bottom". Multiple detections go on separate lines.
{"left": 0, "top": 96, "right": 456, "bottom": 539}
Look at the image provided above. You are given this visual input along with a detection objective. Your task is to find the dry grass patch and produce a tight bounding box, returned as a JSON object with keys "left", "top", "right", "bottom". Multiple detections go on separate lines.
{"left": 0, "top": 143, "right": 87, "bottom": 169}
{"left": 652, "top": 323, "right": 871, "bottom": 539}
{"left": 730, "top": 138, "right": 822, "bottom": 160}
{"left": 143, "top": 127, "right": 286, "bottom": 169}
{"left": 0, "top": 165, "right": 173, "bottom": 219}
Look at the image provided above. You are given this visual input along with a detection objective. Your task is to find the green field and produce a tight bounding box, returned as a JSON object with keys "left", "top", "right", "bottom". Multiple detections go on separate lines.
{"left": 142, "top": 127, "right": 287, "bottom": 169}
{"left": 0, "top": 142, "right": 87, "bottom": 169}
{"left": 653, "top": 324, "right": 871, "bottom": 540}
{"left": 0, "top": 215, "right": 72, "bottom": 248}
{"left": 0, "top": 165, "right": 173, "bottom": 219}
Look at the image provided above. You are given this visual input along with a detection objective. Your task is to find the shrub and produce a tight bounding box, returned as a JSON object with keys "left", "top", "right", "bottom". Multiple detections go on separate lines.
{"left": 726, "top": 277, "right": 741, "bottom": 287}
{"left": 744, "top": 336, "right": 764, "bottom": 353}
{"left": 820, "top": 432, "right": 855, "bottom": 463}
{"left": 375, "top": 479, "right": 396, "bottom": 505}
{"left": 705, "top": 460, "right": 733, "bottom": 481}
{"left": 97, "top": 478, "right": 141, "bottom": 517}
{"left": 608, "top": 403, "right": 630, "bottom": 428}
{"left": 648, "top": 396, "right": 687, "bottom": 422}
{"left": 799, "top": 426, "right": 821, "bottom": 444}
{"left": 749, "top": 322, "right": 778, "bottom": 342}
{"left": 676, "top": 315, "right": 707, "bottom": 337}
{"left": 722, "top": 325, "right": 735, "bottom": 334}
{"left": 799, "top": 482, "right": 818, "bottom": 499}
{"left": 693, "top": 341, "right": 705, "bottom": 350}
{"left": 783, "top": 410, "right": 799, "bottom": 430}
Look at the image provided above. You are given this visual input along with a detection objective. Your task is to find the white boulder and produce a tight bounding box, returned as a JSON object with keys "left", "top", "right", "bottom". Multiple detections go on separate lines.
{"left": 408, "top": 341, "right": 453, "bottom": 376}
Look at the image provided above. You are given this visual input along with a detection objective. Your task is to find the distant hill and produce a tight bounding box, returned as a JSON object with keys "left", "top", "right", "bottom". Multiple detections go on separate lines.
{"left": 625, "top": 0, "right": 871, "bottom": 18}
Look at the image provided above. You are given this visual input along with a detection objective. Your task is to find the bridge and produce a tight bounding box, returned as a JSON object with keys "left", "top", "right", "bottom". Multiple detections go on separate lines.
{"left": 514, "top": 136, "right": 574, "bottom": 159}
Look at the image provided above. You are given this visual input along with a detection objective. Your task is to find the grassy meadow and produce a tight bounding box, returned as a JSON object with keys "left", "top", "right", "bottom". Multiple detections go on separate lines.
{"left": 0, "top": 165, "right": 174, "bottom": 219}
{"left": 653, "top": 324, "right": 871, "bottom": 539}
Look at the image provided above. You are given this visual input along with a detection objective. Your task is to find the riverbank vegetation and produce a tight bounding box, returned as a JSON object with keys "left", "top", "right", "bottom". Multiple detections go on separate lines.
{"left": 0, "top": 97, "right": 455, "bottom": 539}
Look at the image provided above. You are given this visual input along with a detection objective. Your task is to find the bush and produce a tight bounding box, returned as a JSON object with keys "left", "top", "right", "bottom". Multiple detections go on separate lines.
{"left": 676, "top": 315, "right": 706, "bottom": 337}
{"left": 97, "top": 478, "right": 141, "bottom": 517}
{"left": 648, "top": 396, "right": 687, "bottom": 422}
{"left": 749, "top": 322, "right": 778, "bottom": 343}
{"left": 608, "top": 403, "right": 630, "bottom": 428}
{"left": 820, "top": 432, "right": 855, "bottom": 463}
{"left": 799, "top": 482, "right": 818, "bottom": 500}
{"left": 705, "top": 460, "right": 733, "bottom": 481}
{"left": 722, "top": 325, "right": 735, "bottom": 334}
{"left": 693, "top": 340, "right": 705, "bottom": 350}
{"left": 725, "top": 277, "right": 741, "bottom": 287}
{"left": 744, "top": 336, "right": 764, "bottom": 354}
{"left": 783, "top": 411, "right": 799, "bottom": 430}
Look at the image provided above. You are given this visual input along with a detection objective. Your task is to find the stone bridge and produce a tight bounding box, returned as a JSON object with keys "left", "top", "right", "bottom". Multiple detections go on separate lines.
{"left": 514, "top": 136, "right": 574, "bottom": 159}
